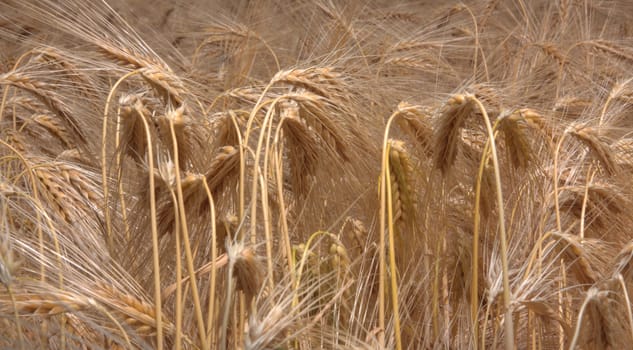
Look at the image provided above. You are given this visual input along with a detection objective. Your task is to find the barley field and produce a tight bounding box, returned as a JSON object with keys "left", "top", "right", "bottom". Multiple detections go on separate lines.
{"left": 1, "top": 0, "right": 633, "bottom": 349}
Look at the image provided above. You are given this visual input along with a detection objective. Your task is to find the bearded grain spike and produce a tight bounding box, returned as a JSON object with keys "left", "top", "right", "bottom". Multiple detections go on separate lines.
{"left": 388, "top": 139, "right": 415, "bottom": 230}
{"left": 328, "top": 241, "right": 352, "bottom": 327}
{"left": 1, "top": 71, "right": 86, "bottom": 144}
{"left": 33, "top": 47, "right": 95, "bottom": 93}
{"left": 118, "top": 94, "right": 153, "bottom": 164}
{"left": 0, "top": 290, "right": 86, "bottom": 316}
{"left": 554, "top": 96, "right": 592, "bottom": 118}
{"left": 140, "top": 67, "right": 184, "bottom": 105}
{"left": 5, "top": 130, "right": 28, "bottom": 154}
{"left": 294, "top": 93, "right": 351, "bottom": 162}
{"left": 520, "top": 301, "right": 571, "bottom": 338}
{"left": 29, "top": 160, "right": 102, "bottom": 226}
{"left": 281, "top": 101, "right": 319, "bottom": 196}
{"left": 498, "top": 109, "right": 544, "bottom": 169}
{"left": 206, "top": 145, "right": 240, "bottom": 193}
{"left": 4, "top": 95, "right": 47, "bottom": 115}
{"left": 433, "top": 94, "right": 473, "bottom": 173}
{"left": 395, "top": 102, "right": 433, "bottom": 156}
{"left": 94, "top": 282, "right": 175, "bottom": 336}
{"left": 57, "top": 162, "right": 102, "bottom": 207}
{"left": 93, "top": 38, "right": 185, "bottom": 105}
{"left": 213, "top": 109, "right": 248, "bottom": 147}
{"left": 588, "top": 40, "right": 633, "bottom": 63}
{"left": 348, "top": 218, "right": 367, "bottom": 256}
{"left": 33, "top": 166, "right": 74, "bottom": 223}
{"left": 538, "top": 43, "right": 565, "bottom": 66}
{"left": 231, "top": 246, "right": 263, "bottom": 304}
{"left": 569, "top": 125, "right": 620, "bottom": 176}
{"left": 573, "top": 287, "right": 630, "bottom": 349}
{"left": 31, "top": 114, "right": 74, "bottom": 149}
{"left": 550, "top": 232, "right": 598, "bottom": 285}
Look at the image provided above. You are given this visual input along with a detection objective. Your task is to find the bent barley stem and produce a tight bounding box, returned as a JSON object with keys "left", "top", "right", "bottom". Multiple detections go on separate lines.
{"left": 169, "top": 189, "right": 183, "bottom": 350}
{"left": 102, "top": 69, "right": 143, "bottom": 252}
{"left": 271, "top": 128, "right": 296, "bottom": 282}
{"left": 472, "top": 120, "right": 501, "bottom": 348}
{"left": 378, "top": 106, "right": 417, "bottom": 350}
{"left": 200, "top": 179, "right": 218, "bottom": 345}
{"left": 553, "top": 132, "right": 567, "bottom": 232}
{"left": 468, "top": 95, "right": 514, "bottom": 350}
{"left": 168, "top": 117, "right": 208, "bottom": 349}
{"left": 472, "top": 139, "right": 490, "bottom": 349}
{"left": 384, "top": 142, "right": 403, "bottom": 350}
{"left": 134, "top": 105, "right": 164, "bottom": 350}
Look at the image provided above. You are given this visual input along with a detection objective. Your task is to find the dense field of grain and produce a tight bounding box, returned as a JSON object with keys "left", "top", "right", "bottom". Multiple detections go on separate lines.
{"left": 1, "top": 0, "right": 633, "bottom": 349}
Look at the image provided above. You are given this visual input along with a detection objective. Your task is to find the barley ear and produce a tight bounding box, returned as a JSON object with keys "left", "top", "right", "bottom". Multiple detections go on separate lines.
{"left": 568, "top": 124, "right": 620, "bottom": 176}
{"left": 497, "top": 109, "right": 545, "bottom": 169}
{"left": 388, "top": 139, "right": 416, "bottom": 232}
{"left": 520, "top": 301, "right": 571, "bottom": 338}
{"left": 570, "top": 286, "right": 630, "bottom": 349}
{"left": 395, "top": 102, "right": 433, "bottom": 156}
{"left": 433, "top": 94, "right": 474, "bottom": 173}
{"left": 233, "top": 246, "right": 264, "bottom": 304}
{"left": 550, "top": 232, "right": 598, "bottom": 285}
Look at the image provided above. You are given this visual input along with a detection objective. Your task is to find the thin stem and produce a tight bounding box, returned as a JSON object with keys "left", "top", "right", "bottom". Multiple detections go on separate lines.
{"left": 553, "top": 132, "right": 568, "bottom": 232}
{"left": 102, "top": 69, "right": 143, "bottom": 252}
{"left": 468, "top": 95, "right": 514, "bottom": 350}
{"left": 200, "top": 179, "right": 218, "bottom": 347}
{"left": 248, "top": 96, "right": 284, "bottom": 245}
{"left": 272, "top": 136, "right": 295, "bottom": 281}
{"left": 384, "top": 142, "right": 403, "bottom": 350}
{"left": 258, "top": 172, "right": 275, "bottom": 290}
{"left": 135, "top": 105, "right": 163, "bottom": 350}
{"left": 472, "top": 139, "right": 492, "bottom": 349}
{"left": 168, "top": 117, "right": 208, "bottom": 349}
{"left": 167, "top": 189, "right": 183, "bottom": 350}
{"left": 114, "top": 106, "right": 131, "bottom": 242}
{"left": 220, "top": 258, "right": 235, "bottom": 350}
{"left": 378, "top": 106, "right": 416, "bottom": 349}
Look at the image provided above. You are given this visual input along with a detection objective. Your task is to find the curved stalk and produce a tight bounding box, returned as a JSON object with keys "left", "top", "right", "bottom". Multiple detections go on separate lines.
{"left": 468, "top": 95, "right": 514, "bottom": 350}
